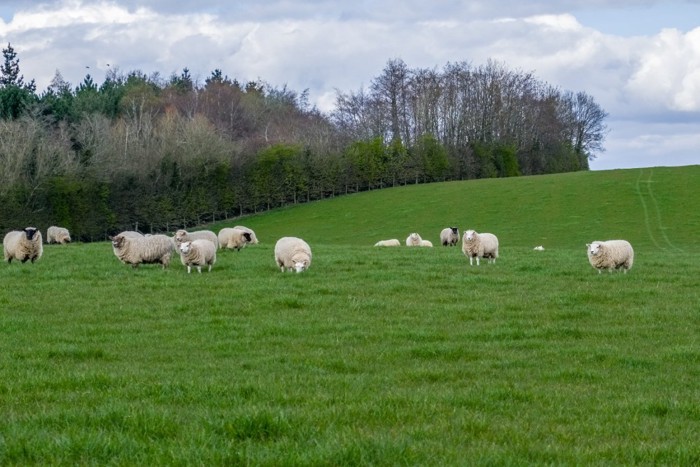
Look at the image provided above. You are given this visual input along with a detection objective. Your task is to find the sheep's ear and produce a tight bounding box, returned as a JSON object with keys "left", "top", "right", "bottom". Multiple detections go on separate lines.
{"left": 586, "top": 243, "right": 590, "bottom": 247}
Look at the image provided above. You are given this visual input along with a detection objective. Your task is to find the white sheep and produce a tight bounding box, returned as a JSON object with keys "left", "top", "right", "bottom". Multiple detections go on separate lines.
{"left": 218, "top": 227, "right": 253, "bottom": 251}
{"left": 46, "top": 226, "right": 71, "bottom": 244}
{"left": 440, "top": 227, "right": 460, "bottom": 246}
{"left": 586, "top": 240, "right": 634, "bottom": 274}
{"left": 462, "top": 229, "right": 499, "bottom": 266}
{"left": 233, "top": 225, "right": 259, "bottom": 244}
{"left": 374, "top": 239, "right": 401, "bottom": 247}
{"left": 420, "top": 240, "right": 433, "bottom": 247}
{"left": 533, "top": 245, "right": 545, "bottom": 251}
{"left": 110, "top": 233, "right": 175, "bottom": 269}
{"left": 405, "top": 233, "right": 423, "bottom": 247}
{"left": 174, "top": 229, "right": 219, "bottom": 249}
{"left": 3, "top": 227, "right": 43, "bottom": 264}
{"left": 274, "top": 236, "right": 312, "bottom": 273}
{"left": 179, "top": 239, "right": 217, "bottom": 273}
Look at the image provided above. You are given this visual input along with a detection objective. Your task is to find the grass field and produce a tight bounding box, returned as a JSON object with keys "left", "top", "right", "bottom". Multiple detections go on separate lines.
{"left": 1, "top": 165, "right": 699, "bottom": 465}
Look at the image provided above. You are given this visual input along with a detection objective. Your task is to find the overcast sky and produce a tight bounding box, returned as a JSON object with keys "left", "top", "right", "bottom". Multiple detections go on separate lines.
{"left": 1, "top": 0, "right": 699, "bottom": 170}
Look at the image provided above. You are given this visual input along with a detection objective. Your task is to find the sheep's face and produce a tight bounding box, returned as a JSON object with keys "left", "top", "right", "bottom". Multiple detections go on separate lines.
{"left": 111, "top": 235, "right": 125, "bottom": 248}
{"left": 409, "top": 233, "right": 420, "bottom": 242}
{"left": 587, "top": 243, "right": 602, "bottom": 256}
{"left": 450, "top": 227, "right": 459, "bottom": 235}
{"left": 174, "top": 230, "right": 187, "bottom": 243}
{"left": 464, "top": 230, "right": 476, "bottom": 241}
{"left": 24, "top": 227, "right": 38, "bottom": 240}
{"left": 179, "top": 241, "right": 192, "bottom": 254}
{"left": 293, "top": 260, "right": 308, "bottom": 273}
{"left": 242, "top": 232, "right": 252, "bottom": 243}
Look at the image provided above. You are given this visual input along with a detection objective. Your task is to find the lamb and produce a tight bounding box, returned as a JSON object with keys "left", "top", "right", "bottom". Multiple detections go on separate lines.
{"left": 233, "top": 225, "right": 259, "bottom": 244}
{"left": 405, "top": 233, "right": 423, "bottom": 247}
{"left": 462, "top": 229, "right": 499, "bottom": 266}
{"left": 110, "top": 233, "right": 175, "bottom": 269}
{"left": 274, "top": 236, "right": 312, "bottom": 273}
{"left": 440, "top": 227, "right": 460, "bottom": 246}
{"left": 420, "top": 240, "right": 433, "bottom": 247}
{"left": 374, "top": 239, "right": 401, "bottom": 247}
{"left": 174, "top": 229, "right": 219, "bottom": 249}
{"left": 178, "top": 239, "right": 217, "bottom": 273}
{"left": 46, "top": 226, "right": 71, "bottom": 244}
{"left": 3, "top": 227, "right": 43, "bottom": 263}
{"left": 586, "top": 240, "right": 634, "bottom": 274}
{"left": 218, "top": 227, "right": 253, "bottom": 251}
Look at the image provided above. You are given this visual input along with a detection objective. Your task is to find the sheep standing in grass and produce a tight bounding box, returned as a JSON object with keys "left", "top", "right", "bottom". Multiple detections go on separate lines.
{"left": 462, "top": 229, "right": 499, "bottom": 266}
{"left": 406, "top": 233, "right": 423, "bottom": 247}
{"left": 174, "top": 229, "right": 219, "bottom": 249}
{"left": 46, "top": 226, "right": 71, "bottom": 244}
{"left": 218, "top": 228, "right": 253, "bottom": 251}
{"left": 440, "top": 227, "right": 460, "bottom": 246}
{"left": 3, "top": 227, "right": 43, "bottom": 263}
{"left": 110, "top": 233, "right": 175, "bottom": 269}
{"left": 374, "top": 239, "right": 400, "bottom": 247}
{"left": 586, "top": 240, "right": 634, "bottom": 274}
{"left": 233, "top": 225, "right": 259, "bottom": 244}
{"left": 274, "top": 237, "right": 312, "bottom": 273}
{"left": 179, "top": 239, "right": 217, "bottom": 273}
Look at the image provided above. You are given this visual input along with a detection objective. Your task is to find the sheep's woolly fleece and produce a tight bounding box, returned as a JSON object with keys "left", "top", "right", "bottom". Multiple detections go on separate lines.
{"left": 440, "top": 227, "right": 460, "bottom": 246}
{"left": 179, "top": 239, "right": 217, "bottom": 273}
{"left": 111, "top": 233, "right": 175, "bottom": 268}
{"left": 175, "top": 229, "right": 219, "bottom": 249}
{"left": 46, "top": 226, "right": 71, "bottom": 244}
{"left": 274, "top": 236, "right": 312, "bottom": 273}
{"left": 374, "top": 239, "right": 400, "bottom": 247}
{"left": 461, "top": 229, "right": 499, "bottom": 266}
{"left": 405, "top": 233, "right": 422, "bottom": 246}
{"left": 586, "top": 240, "right": 634, "bottom": 274}
{"left": 3, "top": 227, "right": 43, "bottom": 263}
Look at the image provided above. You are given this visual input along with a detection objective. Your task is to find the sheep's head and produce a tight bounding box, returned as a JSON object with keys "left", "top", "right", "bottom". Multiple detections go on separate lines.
{"left": 293, "top": 259, "right": 309, "bottom": 273}
{"left": 179, "top": 241, "right": 192, "bottom": 254}
{"left": 111, "top": 234, "right": 125, "bottom": 248}
{"left": 464, "top": 230, "right": 476, "bottom": 241}
{"left": 587, "top": 242, "right": 602, "bottom": 256}
{"left": 24, "top": 227, "right": 38, "bottom": 240}
{"left": 174, "top": 230, "right": 188, "bottom": 244}
{"left": 243, "top": 232, "right": 252, "bottom": 243}
{"left": 409, "top": 233, "right": 420, "bottom": 242}
{"left": 450, "top": 227, "right": 459, "bottom": 234}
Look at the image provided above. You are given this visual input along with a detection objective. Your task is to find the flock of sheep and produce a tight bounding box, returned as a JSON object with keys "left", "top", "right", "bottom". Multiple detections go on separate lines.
{"left": 3, "top": 223, "right": 633, "bottom": 275}
{"left": 374, "top": 227, "right": 635, "bottom": 274}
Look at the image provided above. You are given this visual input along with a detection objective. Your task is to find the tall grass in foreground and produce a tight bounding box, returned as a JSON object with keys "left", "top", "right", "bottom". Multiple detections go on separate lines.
{"left": 1, "top": 240, "right": 699, "bottom": 465}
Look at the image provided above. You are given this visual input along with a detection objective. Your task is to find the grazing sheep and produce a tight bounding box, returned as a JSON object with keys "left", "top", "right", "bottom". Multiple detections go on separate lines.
{"left": 3, "top": 227, "right": 43, "bottom": 264}
{"left": 406, "top": 233, "right": 423, "bottom": 247}
{"left": 420, "top": 240, "right": 433, "bottom": 247}
{"left": 586, "top": 240, "right": 634, "bottom": 274}
{"left": 46, "top": 226, "right": 71, "bottom": 244}
{"left": 462, "top": 229, "right": 499, "bottom": 266}
{"left": 110, "top": 233, "right": 175, "bottom": 269}
{"left": 174, "top": 229, "right": 219, "bottom": 248}
{"left": 533, "top": 245, "right": 545, "bottom": 251}
{"left": 274, "top": 237, "right": 312, "bottom": 273}
{"left": 440, "top": 227, "right": 460, "bottom": 246}
{"left": 218, "top": 227, "right": 253, "bottom": 251}
{"left": 374, "top": 239, "right": 401, "bottom": 247}
{"left": 179, "top": 239, "right": 217, "bottom": 273}
{"left": 233, "top": 225, "right": 259, "bottom": 244}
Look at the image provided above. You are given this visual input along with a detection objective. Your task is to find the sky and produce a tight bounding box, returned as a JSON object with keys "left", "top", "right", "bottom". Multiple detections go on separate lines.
{"left": 1, "top": 0, "right": 699, "bottom": 171}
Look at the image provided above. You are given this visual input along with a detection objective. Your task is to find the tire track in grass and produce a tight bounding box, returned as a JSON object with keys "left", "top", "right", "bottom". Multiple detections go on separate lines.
{"left": 635, "top": 168, "right": 662, "bottom": 250}
{"left": 643, "top": 168, "right": 684, "bottom": 252}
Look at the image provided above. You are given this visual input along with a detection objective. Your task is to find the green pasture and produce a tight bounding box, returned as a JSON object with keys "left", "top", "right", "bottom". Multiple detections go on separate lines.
{"left": 1, "top": 165, "right": 699, "bottom": 465}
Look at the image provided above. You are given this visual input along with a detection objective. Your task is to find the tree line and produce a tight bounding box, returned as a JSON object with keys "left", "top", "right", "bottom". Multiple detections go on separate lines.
{"left": 0, "top": 44, "right": 608, "bottom": 241}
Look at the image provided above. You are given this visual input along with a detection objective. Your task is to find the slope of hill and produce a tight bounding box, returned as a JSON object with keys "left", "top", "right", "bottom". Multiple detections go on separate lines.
{"left": 214, "top": 165, "right": 700, "bottom": 251}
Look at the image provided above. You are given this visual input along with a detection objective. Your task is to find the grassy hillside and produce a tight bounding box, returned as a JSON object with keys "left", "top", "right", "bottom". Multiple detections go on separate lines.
{"left": 214, "top": 165, "right": 699, "bottom": 251}
{"left": 1, "top": 165, "right": 699, "bottom": 465}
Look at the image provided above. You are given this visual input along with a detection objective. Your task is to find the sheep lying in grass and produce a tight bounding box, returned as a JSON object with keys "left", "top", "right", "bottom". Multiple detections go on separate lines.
{"left": 533, "top": 245, "right": 545, "bottom": 251}
{"left": 46, "top": 226, "right": 71, "bottom": 244}
{"left": 586, "top": 240, "right": 634, "bottom": 274}
{"left": 218, "top": 228, "right": 253, "bottom": 251}
{"left": 440, "top": 227, "right": 460, "bottom": 246}
{"left": 406, "top": 233, "right": 423, "bottom": 247}
{"left": 233, "top": 225, "right": 259, "bottom": 244}
{"left": 274, "top": 237, "right": 312, "bottom": 273}
{"left": 420, "top": 240, "right": 433, "bottom": 247}
{"left": 110, "top": 233, "right": 175, "bottom": 269}
{"left": 462, "top": 229, "right": 499, "bottom": 266}
{"left": 3, "top": 227, "right": 43, "bottom": 263}
{"left": 179, "top": 239, "right": 217, "bottom": 273}
{"left": 374, "top": 239, "right": 400, "bottom": 247}
{"left": 174, "top": 229, "right": 219, "bottom": 249}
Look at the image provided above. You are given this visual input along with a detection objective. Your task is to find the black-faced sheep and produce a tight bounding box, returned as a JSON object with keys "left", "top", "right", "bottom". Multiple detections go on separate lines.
{"left": 440, "top": 227, "right": 460, "bottom": 246}
{"left": 46, "top": 226, "right": 71, "bottom": 244}
{"left": 274, "top": 237, "right": 312, "bottom": 273}
{"left": 110, "top": 233, "right": 175, "bottom": 269}
{"left": 586, "top": 240, "right": 634, "bottom": 274}
{"left": 233, "top": 225, "right": 259, "bottom": 244}
{"left": 218, "top": 228, "right": 253, "bottom": 251}
{"left": 179, "top": 239, "right": 217, "bottom": 273}
{"left": 3, "top": 227, "right": 43, "bottom": 263}
{"left": 462, "top": 229, "right": 499, "bottom": 266}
